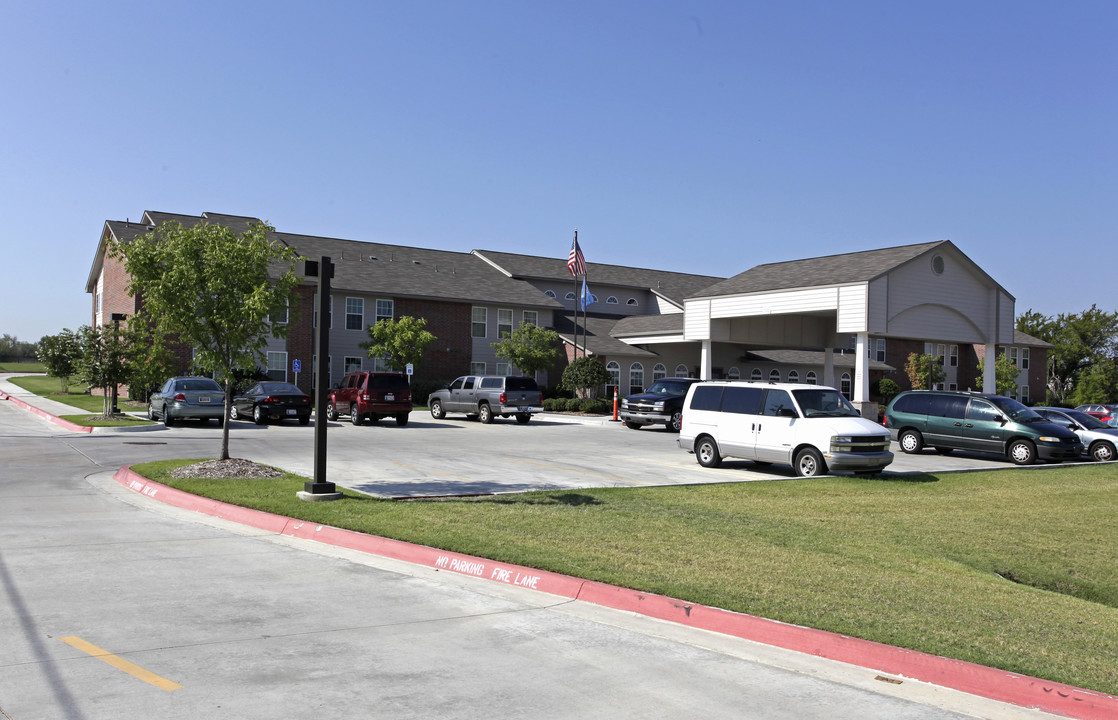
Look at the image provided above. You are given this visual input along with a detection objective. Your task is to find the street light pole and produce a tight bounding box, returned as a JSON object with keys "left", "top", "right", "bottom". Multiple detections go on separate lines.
{"left": 110, "top": 313, "right": 127, "bottom": 415}
{"left": 299, "top": 256, "right": 342, "bottom": 501}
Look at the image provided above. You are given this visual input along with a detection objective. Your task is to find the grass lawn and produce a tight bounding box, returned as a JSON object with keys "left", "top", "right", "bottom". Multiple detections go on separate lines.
{"left": 0, "top": 361, "right": 45, "bottom": 373}
{"left": 7, "top": 374, "right": 151, "bottom": 422}
{"left": 134, "top": 458, "right": 1118, "bottom": 697}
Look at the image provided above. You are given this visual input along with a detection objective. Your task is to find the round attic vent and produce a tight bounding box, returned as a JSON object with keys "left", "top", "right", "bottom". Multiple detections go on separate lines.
{"left": 931, "top": 254, "right": 945, "bottom": 275}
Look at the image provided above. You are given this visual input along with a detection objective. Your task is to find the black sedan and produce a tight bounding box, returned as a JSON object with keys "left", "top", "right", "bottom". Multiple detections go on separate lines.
{"left": 230, "top": 382, "right": 312, "bottom": 425}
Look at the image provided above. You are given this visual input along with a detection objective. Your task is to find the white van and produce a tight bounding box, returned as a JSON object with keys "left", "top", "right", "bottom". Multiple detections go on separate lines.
{"left": 678, "top": 381, "right": 893, "bottom": 477}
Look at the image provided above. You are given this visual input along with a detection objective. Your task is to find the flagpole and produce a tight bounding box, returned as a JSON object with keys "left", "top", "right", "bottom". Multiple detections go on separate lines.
{"left": 573, "top": 230, "right": 581, "bottom": 359}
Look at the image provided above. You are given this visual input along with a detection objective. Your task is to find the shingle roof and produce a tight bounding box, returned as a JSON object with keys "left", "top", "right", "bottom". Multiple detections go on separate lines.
{"left": 552, "top": 314, "right": 658, "bottom": 358}
{"left": 610, "top": 313, "right": 685, "bottom": 337}
{"left": 740, "top": 349, "right": 894, "bottom": 372}
{"left": 474, "top": 250, "right": 724, "bottom": 305}
{"left": 691, "top": 241, "right": 952, "bottom": 298}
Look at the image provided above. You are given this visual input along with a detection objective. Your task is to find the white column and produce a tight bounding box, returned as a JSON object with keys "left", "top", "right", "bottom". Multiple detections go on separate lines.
{"left": 983, "top": 343, "right": 997, "bottom": 393}
{"left": 854, "top": 332, "right": 870, "bottom": 402}
{"left": 701, "top": 340, "right": 712, "bottom": 380}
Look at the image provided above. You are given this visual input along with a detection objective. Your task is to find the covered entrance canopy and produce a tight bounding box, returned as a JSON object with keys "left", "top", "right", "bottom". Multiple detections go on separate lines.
{"left": 614, "top": 241, "right": 1015, "bottom": 411}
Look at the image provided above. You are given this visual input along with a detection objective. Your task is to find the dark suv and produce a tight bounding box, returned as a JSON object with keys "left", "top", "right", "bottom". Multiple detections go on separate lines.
{"left": 884, "top": 390, "right": 1081, "bottom": 465}
{"left": 619, "top": 377, "right": 701, "bottom": 432}
{"left": 325, "top": 372, "right": 412, "bottom": 426}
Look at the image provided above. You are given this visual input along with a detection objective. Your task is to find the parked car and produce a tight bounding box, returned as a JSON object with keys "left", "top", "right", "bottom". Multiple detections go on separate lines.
{"left": 148, "top": 376, "right": 226, "bottom": 427}
{"left": 230, "top": 381, "right": 312, "bottom": 425}
{"left": 1034, "top": 407, "right": 1118, "bottom": 462}
{"left": 428, "top": 375, "right": 543, "bottom": 424}
{"left": 1074, "top": 404, "right": 1118, "bottom": 424}
{"left": 678, "top": 381, "right": 893, "bottom": 477}
{"left": 884, "top": 390, "right": 1082, "bottom": 465}
{"left": 619, "top": 377, "right": 701, "bottom": 432}
{"left": 326, "top": 371, "right": 412, "bottom": 426}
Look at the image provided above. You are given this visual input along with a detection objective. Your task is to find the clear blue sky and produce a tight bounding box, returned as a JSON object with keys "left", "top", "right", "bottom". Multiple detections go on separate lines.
{"left": 2, "top": 1, "right": 1114, "bottom": 342}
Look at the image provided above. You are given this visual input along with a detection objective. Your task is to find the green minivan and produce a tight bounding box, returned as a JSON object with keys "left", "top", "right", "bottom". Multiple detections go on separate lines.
{"left": 883, "top": 390, "right": 1082, "bottom": 465}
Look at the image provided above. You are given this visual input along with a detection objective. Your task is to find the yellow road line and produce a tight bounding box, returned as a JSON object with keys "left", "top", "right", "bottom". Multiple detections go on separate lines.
{"left": 59, "top": 636, "right": 182, "bottom": 691}
{"left": 509, "top": 458, "right": 637, "bottom": 483}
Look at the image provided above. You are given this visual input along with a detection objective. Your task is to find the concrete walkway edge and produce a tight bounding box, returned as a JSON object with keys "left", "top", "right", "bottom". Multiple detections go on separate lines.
{"left": 114, "top": 464, "right": 1118, "bottom": 720}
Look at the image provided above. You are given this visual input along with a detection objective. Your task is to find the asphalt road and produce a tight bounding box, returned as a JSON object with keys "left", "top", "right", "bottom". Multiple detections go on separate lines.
{"left": 0, "top": 386, "right": 1067, "bottom": 719}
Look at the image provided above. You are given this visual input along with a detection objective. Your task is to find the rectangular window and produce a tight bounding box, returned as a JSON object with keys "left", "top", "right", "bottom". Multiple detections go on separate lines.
{"left": 472, "top": 307, "right": 487, "bottom": 338}
{"left": 495, "top": 362, "right": 510, "bottom": 376}
{"left": 311, "top": 355, "right": 332, "bottom": 389}
{"left": 936, "top": 344, "right": 946, "bottom": 364}
{"left": 470, "top": 361, "right": 486, "bottom": 375}
{"left": 949, "top": 345, "right": 958, "bottom": 367}
{"left": 376, "top": 299, "right": 394, "bottom": 324}
{"left": 270, "top": 299, "right": 289, "bottom": 325}
{"left": 1021, "top": 348, "right": 1030, "bottom": 370}
{"left": 1007, "top": 347, "right": 1019, "bottom": 367}
{"left": 522, "top": 310, "right": 538, "bottom": 326}
{"left": 346, "top": 297, "right": 364, "bottom": 331}
{"left": 497, "top": 309, "right": 513, "bottom": 339}
{"left": 266, "top": 351, "right": 287, "bottom": 382}
{"left": 1020, "top": 384, "right": 1030, "bottom": 403}
{"left": 874, "top": 338, "right": 886, "bottom": 362}
{"left": 344, "top": 356, "right": 362, "bottom": 373}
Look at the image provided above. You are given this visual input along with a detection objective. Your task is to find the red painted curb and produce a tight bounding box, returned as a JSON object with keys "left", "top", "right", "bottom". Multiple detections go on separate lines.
{"left": 1, "top": 390, "right": 92, "bottom": 432}
{"left": 113, "top": 466, "right": 1118, "bottom": 719}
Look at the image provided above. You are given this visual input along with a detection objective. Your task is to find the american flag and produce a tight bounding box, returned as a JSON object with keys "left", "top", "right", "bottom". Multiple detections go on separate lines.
{"left": 567, "top": 234, "right": 586, "bottom": 277}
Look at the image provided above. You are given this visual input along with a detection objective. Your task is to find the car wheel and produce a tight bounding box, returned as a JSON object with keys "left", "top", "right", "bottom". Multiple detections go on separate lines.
{"left": 253, "top": 405, "right": 265, "bottom": 425}
{"left": 667, "top": 410, "right": 683, "bottom": 433}
{"left": 326, "top": 402, "right": 338, "bottom": 422}
{"left": 429, "top": 399, "right": 446, "bottom": 419}
{"left": 696, "top": 436, "right": 721, "bottom": 468}
{"left": 1091, "top": 441, "right": 1115, "bottom": 462}
{"left": 515, "top": 413, "right": 531, "bottom": 424}
{"left": 162, "top": 406, "right": 174, "bottom": 427}
{"left": 795, "top": 447, "right": 826, "bottom": 477}
{"left": 478, "top": 403, "right": 493, "bottom": 424}
{"left": 624, "top": 421, "right": 642, "bottom": 430}
{"left": 299, "top": 414, "right": 311, "bottom": 425}
{"left": 396, "top": 413, "right": 409, "bottom": 427}
{"left": 229, "top": 405, "right": 240, "bottom": 421}
{"left": 899, "top": 429, "right": 923, "bottom": 454}
{"left": 350, "top": 404, "right": 363, "bottom": 426}
{"left": 1008, "top": 439, "right": 1036, "bottom": 465}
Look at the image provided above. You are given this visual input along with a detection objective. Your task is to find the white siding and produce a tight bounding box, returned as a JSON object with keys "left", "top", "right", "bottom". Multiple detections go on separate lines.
{"left": 709, "top": 286, "right": 839, "bottom": 318}
{"left": 684, "top": 299, "right": 712, "bottom": 341}
{"left": 836, "top": 284, "right": 868, "bottom": 333}
{"left": 883, "top": 248, "right": 1000, "bottom": 343}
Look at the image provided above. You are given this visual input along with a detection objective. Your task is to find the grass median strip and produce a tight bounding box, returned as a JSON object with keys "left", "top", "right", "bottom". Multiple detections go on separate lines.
{"left": 134, "top": 458, "right": 1118, "bottom": 697}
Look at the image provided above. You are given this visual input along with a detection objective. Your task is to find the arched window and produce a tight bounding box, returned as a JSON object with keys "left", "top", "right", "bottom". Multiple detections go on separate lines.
{"left": 627, "top": 298, "right": 638, "bottom": 306}
{"left": 629, "top": 363, "right": 644, "bottom": 394}
{"left": 727, "top": 367, "right": 740, "bottom": 379}
{"left": 544, "top": 290, "right": 556, "bottom": 298}
{"left": 565, "top": 292, "right": 575, "bottom": 300}
{"left": 769, "top": 369, "right": 781, "bottom": 383}
{"left": 840, "top": 372, "right": 852, "bottom": 399}
{"left": 606, "top": 296, "right": 619, "bottom": 304}
{"left": 606, "top": 361, "right": 620, "bottom": 388}
{"left": 806, "top": 371, "right": 817, "bottom": 385}
{"left": 675, "top": 364, "right": 689, "bottom": 377}
{"left": 750, "top": 368, "right": 763, "bottom": 382}
{"left": 653, "top": 363, "right": 666, "bottom": 381}
{"left": 787, "top": 370, "right": 799, "bottom": 383}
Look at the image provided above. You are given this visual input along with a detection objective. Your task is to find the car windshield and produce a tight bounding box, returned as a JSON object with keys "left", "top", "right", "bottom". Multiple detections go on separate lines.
{"left": 259, "top": 383, "right": 300, "bottom": 394}
{"left": 178, "top": 379, "right": 222, "bottom": 392}
{"left": 986, "top": 396, "right": 1043, "bottom": 422}
{"left": 644, "top": 380, "right": 691, "bottom": 396}
{"left": 792, "top": 388, "right": 860, "bottom": 417}
{"left": 1067, "top": 410, "right": 1109, "bottom": 429}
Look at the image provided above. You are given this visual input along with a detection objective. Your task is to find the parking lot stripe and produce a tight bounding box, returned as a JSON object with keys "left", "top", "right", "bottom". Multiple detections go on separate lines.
{"left": 59, "top": 636, "right": 182, "bottom": 691}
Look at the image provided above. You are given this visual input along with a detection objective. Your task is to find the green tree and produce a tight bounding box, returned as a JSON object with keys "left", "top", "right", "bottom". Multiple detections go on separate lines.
{"left": 975, "top": 353, "right": 1022, "bottom": 397}
{"left": 122, "top": 321, "right": 175, "bottom": 404}
{"left": 359, "top": 315, "right": 436, "bottom": 373}
{"left": 491, "top": 324, "right": 560, "bottom": 377}
{"left": 904, "top": 352, "right": 945, "bottom": 390}
{"left": 76, "top": 324, "right": 129, "bottom": 417}
{"left": 1070, "top": 357, "right": 1118, "bottom": 406}
{"left": 875, "top": 378, "right": 900, "bottom": 405}
{"left": 1018, "top": 306, "right": 1118, "bottom": 403}
{"left": 37, "top": 328, "right": 83, "bottom": 392}
{"left": 560, "top": 356, "right": 611, "bottom": 398}
{"left": 109, "top": 220, "right": 299, "bottom": 460}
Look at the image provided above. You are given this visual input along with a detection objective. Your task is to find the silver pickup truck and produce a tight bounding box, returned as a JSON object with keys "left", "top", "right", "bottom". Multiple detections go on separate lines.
{"left": 428, "top": 375, "right": 543, "bottom": 424}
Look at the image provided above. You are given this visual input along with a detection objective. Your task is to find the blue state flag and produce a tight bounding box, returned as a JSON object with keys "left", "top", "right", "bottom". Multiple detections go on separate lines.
{"left": 580, "top": 277, "right": 597, "bottom": 311}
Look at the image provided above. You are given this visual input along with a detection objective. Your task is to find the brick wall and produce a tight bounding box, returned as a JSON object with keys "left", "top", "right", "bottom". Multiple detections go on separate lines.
{"left": 395, "top": 298, "right": 472, "bottom": 384}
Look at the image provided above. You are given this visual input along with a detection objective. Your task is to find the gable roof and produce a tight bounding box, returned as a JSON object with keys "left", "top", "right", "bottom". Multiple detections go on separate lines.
{"left": 552, "top": 314, "right": 658, "bottom": 358}
{"left": 691, "top": 240, "right": 965, "bottom": 299}
{"left": 473, "top": 250, "right": 725, "bottom": 306}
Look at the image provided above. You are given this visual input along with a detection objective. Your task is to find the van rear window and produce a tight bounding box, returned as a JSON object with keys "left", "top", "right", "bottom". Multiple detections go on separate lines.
{"left": 505, "top": 377, "right": 539, "bottom": 391}
{"left": 894, "top": 393, "right": 931, "bottom": 415}
{"left": 689, "top": 386, "right": 724, "bottom": 411}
